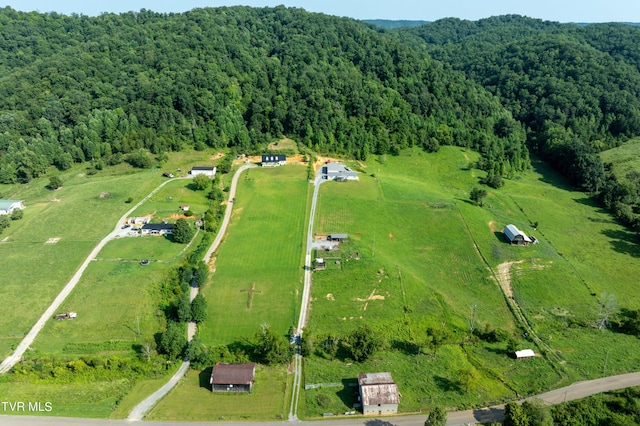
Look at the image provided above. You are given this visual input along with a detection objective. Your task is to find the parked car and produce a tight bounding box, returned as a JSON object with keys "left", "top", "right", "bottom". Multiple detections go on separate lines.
{"left": 121, "top": 224, "right": 130, "bottom": 229}
{"left": 162, "top": 172, "right": 174, "bottom": 178}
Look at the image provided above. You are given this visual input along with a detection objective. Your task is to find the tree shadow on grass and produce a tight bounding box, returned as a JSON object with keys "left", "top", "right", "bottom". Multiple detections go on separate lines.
{"left": 364, "top": 420, "right": 394, "bottom": 426}
{"left": 199, "top": 367, "right": 213, "bottom": 390}
{"left": 336, "top": 378, "right": 359, "bottom": 410}
{"left": 601, "top": 228, "right": 640, "bottom": 258}
{"left": 434, "top": 375, "right": 460, "bottom": 393}
{"left": 390, "top": 339, "right": 421, "bottom": 355}
{"left": 472, "top": 406, "right": 504, "bottom": 424}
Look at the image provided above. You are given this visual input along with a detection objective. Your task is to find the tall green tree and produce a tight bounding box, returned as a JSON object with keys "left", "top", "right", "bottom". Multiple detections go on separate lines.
{"left": 172, "top": 218, "right": 194, "bottom": 244}
{"left": 346, "top": 325, "right": 380, "bottom": 362}
{"left": 424, "top": 406, "right": 447, "bottom": 426}
{"left": 191, "top": 293, "right": 208, "bottom": 323}
{"left": 192, "top": 173, "right": 211, "bottom": 191}
{"left": 159, "top": 321, "right": 187, "bottom": 360}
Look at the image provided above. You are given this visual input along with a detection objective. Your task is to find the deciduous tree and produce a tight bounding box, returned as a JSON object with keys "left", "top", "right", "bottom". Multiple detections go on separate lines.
{"left": 172, "top": 218, "right": 194, "bottom": 244}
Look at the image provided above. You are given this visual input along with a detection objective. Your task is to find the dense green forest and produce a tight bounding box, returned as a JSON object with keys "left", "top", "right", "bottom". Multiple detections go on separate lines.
{"left": 0, "top": 6, "right": 528, "bottom": 184}
{"left": 400, "top": 16, "right": 640, "bottom": 228}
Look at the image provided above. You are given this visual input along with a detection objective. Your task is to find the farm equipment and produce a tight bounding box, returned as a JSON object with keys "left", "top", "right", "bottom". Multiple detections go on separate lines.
{"left": 54, "top": 312, "right": 77, "bottom": 320}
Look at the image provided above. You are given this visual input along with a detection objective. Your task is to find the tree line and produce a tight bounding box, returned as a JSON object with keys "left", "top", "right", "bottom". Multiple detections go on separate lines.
{"left": 399, "top": 15, "right": 640, "bottom": 229}
{"left": 0, "top": 6, "right": 528, "bottom": 185}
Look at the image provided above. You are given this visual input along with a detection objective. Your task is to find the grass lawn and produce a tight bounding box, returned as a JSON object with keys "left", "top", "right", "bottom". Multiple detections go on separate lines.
{"left": 97, "top": 234, "right": 191, "bottom": 262}
{"left": 198, "top": 165, "right": 308, "bottom": 345}
{"left": 129, "top": 178, "right": 211, "bottom": 221}
{"left": 147, "top": 365, "right": 290, "bottom": 421}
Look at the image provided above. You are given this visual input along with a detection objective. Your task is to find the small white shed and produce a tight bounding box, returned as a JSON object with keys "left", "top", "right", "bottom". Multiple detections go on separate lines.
{"left": 515, "top": 349, "right": 535, "bottom": 359}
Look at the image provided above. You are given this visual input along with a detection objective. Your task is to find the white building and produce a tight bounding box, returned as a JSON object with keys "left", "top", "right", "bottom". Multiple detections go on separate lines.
{"left": 322, "top": 162, "right": 358, "bottom": 181}
{"left": 0, "top": 200, "right": 24, "bottom": 215}
{"left": 189, "top": 166, "right": 217, "bottom": 177}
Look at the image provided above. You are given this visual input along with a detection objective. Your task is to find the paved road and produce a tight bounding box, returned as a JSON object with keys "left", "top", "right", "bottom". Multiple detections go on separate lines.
{"left": 127, "top": 164, "right": 256, "bottom": 421}
{"left": 4, "top": 370, "right": 640, "bottom": 424}
{"left": 0, "top": 175, "right": 188, "bottom": 374}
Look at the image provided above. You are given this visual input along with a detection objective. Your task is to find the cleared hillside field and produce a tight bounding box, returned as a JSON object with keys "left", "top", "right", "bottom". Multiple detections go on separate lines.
{"left": 304, "top": 147, "right": 640, "bottom": 416}
{"left": 198, "top": 165, "right": 308, "bottom": 345}
{"left": 0, "top": 167, "right": 166, "bottom": 358}
{"left": 150, "top": 166, "right": 307, "bottom": 421}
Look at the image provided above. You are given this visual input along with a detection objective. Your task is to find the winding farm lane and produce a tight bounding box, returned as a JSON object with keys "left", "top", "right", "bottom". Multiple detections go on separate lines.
{"left": 0, "top": 174, "right": 189, "bottom": 374}
{"left": 128, "top": 163, "right": 256, "bottom": 421}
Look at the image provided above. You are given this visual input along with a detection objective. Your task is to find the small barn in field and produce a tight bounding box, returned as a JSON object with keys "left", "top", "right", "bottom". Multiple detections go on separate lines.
{"left": 358, "top": 372, "right": 399, "bottom": 415}
{"left": 210, "top": 362, "right": 256, "bottom": 392}
{"left": 503, "top": 224, "right": 532, "bottom": 245}
{"left": 327, "top": 233, "right": 348, "bottom": 242}
{"left": 515, "top": 349, "right": 535, "bottom": 359}
{"left": 189, "top": 166, "right": 217, "bottom": 177}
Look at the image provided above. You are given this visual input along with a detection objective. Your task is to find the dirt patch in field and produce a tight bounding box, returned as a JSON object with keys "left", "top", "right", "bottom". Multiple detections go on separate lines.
{"left": 389, "top": 233, "right": 394, "bottom": 240}
{"left": 355, "top": 289, "right": 386, "bottom": 310}
{"left": 207, "top": 256, "right": 217, "bottom": 273}
{"left": 495, "top": 260, "right": 525, "bottom": 298}
{"left": 99, "top": 192, "right": 111, "bottom": 198}
{"left": 326, "top": 293, "right": 335, "bottom": 301}
{"left": 211, "top": 152, "right": 225, "bottom": 160}
{"left": 1, "top": 237, "right": 9, "bottom": 243}
{"left": 51, "top": 198, "right": 61, "bottom": 202}
{"left": 488, "top": 221, "right": 499, "bottom": 233}
{"left": 45, "top": 237, "right": 61, "bottom": 245}
{"left": 168, "top": 214, "right": 191, "bottom": 220}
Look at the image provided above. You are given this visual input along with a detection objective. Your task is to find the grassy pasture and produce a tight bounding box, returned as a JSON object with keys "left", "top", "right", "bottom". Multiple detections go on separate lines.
{"left": 32, "top": 259, "right": 167, "bottom": 355}
{"left": 600, "top": 137, "right": 640, "bottom": 182}
{"left": 0, "top": 378, "right": 131, "bottom": 418}
{"left": 130, "top": 178, "right": 211, "bottom": 221}
{"left": 96, "top": 235, "right": 188, "bottom": 262}
{"left": 0, "top": 167, "right": 167, "bottom": 358}
{"left": 304, "top": 146, "right": 640, "bottom": 415}
{"left": 198, "top": 165, "right": 308, "bottom": 345}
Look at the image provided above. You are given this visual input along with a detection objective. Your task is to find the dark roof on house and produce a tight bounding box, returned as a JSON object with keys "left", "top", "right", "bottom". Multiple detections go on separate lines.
{"left": 141, "top": 223, "right": 174, "bottom": 231}
{"left": 211, "top": 362, "right": 256, "bottom": 385}
{"left": 358, "top": 372, "right": 399, "bottom": 405}
{"left": 261, "top": 154, "right": 286, "bottom": 162}
{"left": 330, "top": 233, "right": 348, "bottom": 240}
{"left": 191, "top": 166, "right": 215, "bottom": 171}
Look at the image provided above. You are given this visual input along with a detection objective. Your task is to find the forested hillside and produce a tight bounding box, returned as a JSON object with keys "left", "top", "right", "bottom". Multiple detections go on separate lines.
{"left": 400, "top": 16, "right": 640, "bottom": 228}
{"left": 0, "top": 6, "right": 528, "bottom": 184}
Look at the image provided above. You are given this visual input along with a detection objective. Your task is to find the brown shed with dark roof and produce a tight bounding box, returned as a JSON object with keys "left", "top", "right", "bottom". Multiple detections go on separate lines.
{"left": 210, "top": 362, "right": 256, "bottom": 392}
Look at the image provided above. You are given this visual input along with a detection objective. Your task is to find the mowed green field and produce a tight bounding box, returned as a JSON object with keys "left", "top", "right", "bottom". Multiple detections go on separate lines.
{"left": 147, "top": 366, "right": 290, "bottom": 421}
{"left": 198, "top": 165, "right": 308, "bottom": 345}
{"left": 304, "top": 146, "right": 640, "bottom": 416}
{"left": 0, "top": 167, "right": 166, "bottom": 358}
{"left": 32, "top": 259, "right": 169, "bottom": 354}
{"left": 150, "top": 166, "right": 307, "bottom": 421}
